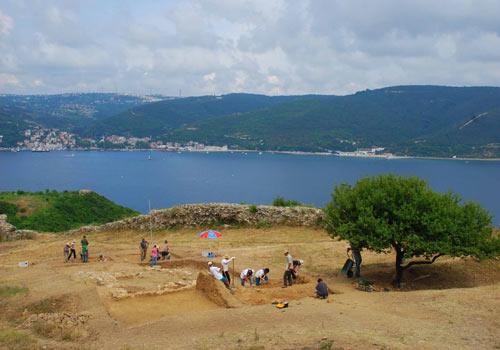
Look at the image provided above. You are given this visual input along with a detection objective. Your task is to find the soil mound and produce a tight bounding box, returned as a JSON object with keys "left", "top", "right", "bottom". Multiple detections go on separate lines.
{"left": 195, "top": 271, "right": 242, "bottom": 308}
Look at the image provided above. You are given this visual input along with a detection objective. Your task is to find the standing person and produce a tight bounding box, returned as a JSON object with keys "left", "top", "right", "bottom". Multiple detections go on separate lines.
{"left": 255, "top": 268, "right": 270, "bottom": 286}
{"left": 347, "top": 245, "right": 362, "bottom": 278}
{"left": 139, "top": 238, "right": 149, "bottom": 262}
{"left": 208, "top": 261, "right": 230, "bottom": 289}
{"left": 150, "top": 244, "right": 159, "bottom": 267}
{"left": 160, "top": 240, "right": 171, "bottom": 260}
{"left": 221, "top": 255, "right": 235, "bottom": 284}
{"left": 63, "top": 243, "right": 70, "bottom": 262}
{"left": 240, "top": 268, "right": 254, "bottom": 286}
{"left": 315, "top": 278, "right": 329, "bottom": 299}
{"left": 283, "top": 250, "right": 294, "bottom": 287}
{"left": 67, "top": 240, "right": 77, "bottom": 261}
{"left": 81, "top": 236, "right": 89, "bottom": 263}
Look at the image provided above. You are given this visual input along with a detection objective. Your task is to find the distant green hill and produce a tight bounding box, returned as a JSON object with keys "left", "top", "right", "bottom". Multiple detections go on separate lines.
{"left": 165, "top": 86, "right": 500, "bottom": 157}
{"left": 0, "top": 191, "right": 138, "bottom": 232}
{"left": 81, "top": 93, "right": 305, "bottom": 138}
{"left": 0, "top": 93, "right": 158, "bottom": 132}
{"left": 0, "top": 105, "right": 33, "bottom": 147}
{"left": 2, "top": 86, "right": 500, "bottom": 157}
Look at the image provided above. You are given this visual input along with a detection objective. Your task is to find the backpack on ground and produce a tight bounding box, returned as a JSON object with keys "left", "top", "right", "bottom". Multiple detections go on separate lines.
{"left": 341, "top": 258, "right": 354, "bottom": 278}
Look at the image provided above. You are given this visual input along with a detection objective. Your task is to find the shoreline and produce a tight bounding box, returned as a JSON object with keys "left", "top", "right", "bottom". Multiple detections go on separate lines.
{"left": 1, "top": 148, "right": 500, "bottom": 162}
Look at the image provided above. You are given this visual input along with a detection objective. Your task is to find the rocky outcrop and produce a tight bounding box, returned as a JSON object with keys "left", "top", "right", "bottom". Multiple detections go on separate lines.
{"left": 23, "top": 312, "right": 92, "bottom": 340}
{"left": 0, "top": 214, "right": 36, "bottom": 241}
{"left": 69, "top": 203, "right": 325, "bottom": 234}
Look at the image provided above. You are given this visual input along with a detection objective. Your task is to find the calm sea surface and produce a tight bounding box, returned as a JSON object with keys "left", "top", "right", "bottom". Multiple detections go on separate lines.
{"left": 1, "top": 151, "right": 500, "bottom": 225}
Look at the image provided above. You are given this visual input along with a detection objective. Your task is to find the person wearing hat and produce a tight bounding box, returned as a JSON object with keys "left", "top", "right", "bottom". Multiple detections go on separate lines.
{"left": 221, "top": 255, "right": 235, "bottom": 284}
{"left": 283, "top": 250, "right": 294, "bottom": 287}
{"left": 67, "top": 240, "right": 77, "bottom": 261}
{"left": 208, "top": 261, "right": 230, "bottom": 288}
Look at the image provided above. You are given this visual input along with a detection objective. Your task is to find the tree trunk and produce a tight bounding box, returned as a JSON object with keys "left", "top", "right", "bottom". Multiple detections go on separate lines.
{"left": 393, "top": 244, "right": 404, "bottom": 288}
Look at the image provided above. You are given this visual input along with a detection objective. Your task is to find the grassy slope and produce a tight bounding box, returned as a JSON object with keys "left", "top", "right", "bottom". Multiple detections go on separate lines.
{"left": 0, "top": 191, "right": 138, "bottom": 232}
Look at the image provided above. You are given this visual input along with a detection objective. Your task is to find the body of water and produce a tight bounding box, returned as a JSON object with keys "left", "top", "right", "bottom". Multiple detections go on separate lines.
{"left": 1, "top": 151, "right": 500, "bottom": 225}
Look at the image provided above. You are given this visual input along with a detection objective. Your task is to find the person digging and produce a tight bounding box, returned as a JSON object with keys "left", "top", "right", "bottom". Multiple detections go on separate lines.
{"left": 208, "top": 261, "right": 231, "bottom": 289}
{"left": 283, "top": 250, "right": 294, "bottom": 287}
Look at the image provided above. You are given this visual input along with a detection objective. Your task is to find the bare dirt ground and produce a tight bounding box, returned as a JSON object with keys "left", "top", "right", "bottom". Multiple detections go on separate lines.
{"left": 0, "top": 227, "right": 499, "bottom": 350}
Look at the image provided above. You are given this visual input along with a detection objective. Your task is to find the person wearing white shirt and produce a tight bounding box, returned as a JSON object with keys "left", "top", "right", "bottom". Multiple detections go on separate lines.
{"left": 208, "top": 261, "right": 230, "bottom": 288}
{"left": 240, "top": 268, "right": 254, "bottom": 286}
{"left": 283, "top": 250, "right": 294, "bottom": 287}
{"left": 221, "top": 255, "right": 235, "bottom": 284}
{"left": 255, "top": 268, "right": 270, "bottom": 286}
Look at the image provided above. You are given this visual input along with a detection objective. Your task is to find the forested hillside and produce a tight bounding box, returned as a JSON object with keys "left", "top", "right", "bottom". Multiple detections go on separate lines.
{"left": 2, "top": 86, "right": 500, "bottom": 157}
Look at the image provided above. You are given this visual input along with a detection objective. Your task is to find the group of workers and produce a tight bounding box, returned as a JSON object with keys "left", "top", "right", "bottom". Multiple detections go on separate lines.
{"left": 139, "top": 238, "right": 171, "bottom": 266}
{"left": 63, "top": 234, "right": 363, "bottom": 301}
{"left": 206, "top": 249, "right": 331, "bottom": 298}
{"left": 207, "top": 258, "right": 270, "bottom": 289}
{"left": 63, "top": 235, "right": 89, "bottom": 263}
{"left": 207, "top": 245, "right": 363, "bottom": 300}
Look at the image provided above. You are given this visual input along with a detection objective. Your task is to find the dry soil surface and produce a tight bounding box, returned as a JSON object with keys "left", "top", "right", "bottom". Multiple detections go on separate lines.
{"left": 0, "top": 227, "right": 499, "bottom": 350}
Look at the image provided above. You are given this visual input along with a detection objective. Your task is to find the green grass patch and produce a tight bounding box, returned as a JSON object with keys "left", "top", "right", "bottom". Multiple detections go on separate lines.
{"left": 0, "top": 285, "right": 28, "bottom": 298}
{"left": 0, "top": 328, "right": 36, "bottom": 350}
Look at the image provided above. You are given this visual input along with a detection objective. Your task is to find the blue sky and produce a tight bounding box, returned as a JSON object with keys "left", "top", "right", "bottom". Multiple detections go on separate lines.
{"left": 1, "top": 0, "right": 500, "bottom": 96}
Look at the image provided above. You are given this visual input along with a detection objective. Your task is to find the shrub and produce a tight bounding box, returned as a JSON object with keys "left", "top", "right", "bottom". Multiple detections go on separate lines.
{"left": 255, "top": 219, "right": 271, "bottom": 229}
{"left": 272, "top": 196, "right": 302, "bottom": 207}
{"left": 248, "top": 204, "right": 258, "bottom": 214}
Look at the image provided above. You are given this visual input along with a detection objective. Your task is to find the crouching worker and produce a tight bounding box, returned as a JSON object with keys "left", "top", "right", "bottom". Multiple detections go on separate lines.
{"left": 208, "top": 261, "right": 230, "bottom": 289}
{"left": 255, "top": 268, "right": 270, "bottom": 286}
{"left": 240, "top": 268, "right": 254, "bottom": 286}
{"left": 292, "top": 259, "right": 303, "bottom": 279}
{"left": 315, "top": 278, "right": 329, "bottom": 299}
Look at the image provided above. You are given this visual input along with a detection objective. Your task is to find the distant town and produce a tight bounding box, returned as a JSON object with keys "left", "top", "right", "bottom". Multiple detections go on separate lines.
{"left": 0, "top": 126, "right": 231, "bottom": 153}
{"left": 0, "top": 126, "right": 401, "bottom": 158}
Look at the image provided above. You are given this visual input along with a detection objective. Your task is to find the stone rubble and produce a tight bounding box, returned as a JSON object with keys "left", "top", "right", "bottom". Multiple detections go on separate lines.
{"left": 69, "top": 203, "right": 326, "bottom": 234}
{"left": 0, "top": 214, "right": 36, "bottom": 241}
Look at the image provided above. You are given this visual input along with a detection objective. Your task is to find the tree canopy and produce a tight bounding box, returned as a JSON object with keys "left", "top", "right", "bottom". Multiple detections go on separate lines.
{"left": 324, "top": 174, "right": 499, "bottom": 286}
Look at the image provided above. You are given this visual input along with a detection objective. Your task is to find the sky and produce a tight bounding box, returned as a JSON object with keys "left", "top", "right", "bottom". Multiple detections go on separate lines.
{"left": 1, "top": 0, "right": 500, "bottom": 96}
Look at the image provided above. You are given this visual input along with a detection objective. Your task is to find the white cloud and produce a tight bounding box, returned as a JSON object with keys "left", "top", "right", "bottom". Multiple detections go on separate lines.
{"left": 0, "top": 0, "right": 499, "bottom": 95}
{"left": 266, "top": 75, "right": 280, "bottom": 85}
{"left": 0, "top": 10, "right": 13, "bottom": 35}
{"left": 203, "top": 72, "right": 216, "bottom": 82}
{"left": 0, "top": 73, "right": 19, "bottom": 86}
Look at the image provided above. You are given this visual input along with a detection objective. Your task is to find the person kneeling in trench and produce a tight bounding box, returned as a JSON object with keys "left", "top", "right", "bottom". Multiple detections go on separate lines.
{"left": 240, "top": 268, "right": 254, "bottom": 286}
{"left": 208, "top": 261, "right": 230, "bottom": 289}
{"left": 255, "top": 268, "right": 270, "bottom": 286}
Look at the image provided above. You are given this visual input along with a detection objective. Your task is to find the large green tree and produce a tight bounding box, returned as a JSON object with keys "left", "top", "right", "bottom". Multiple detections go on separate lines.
{"left": 324, "top": 175, "right": 499, "bottom": 287}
